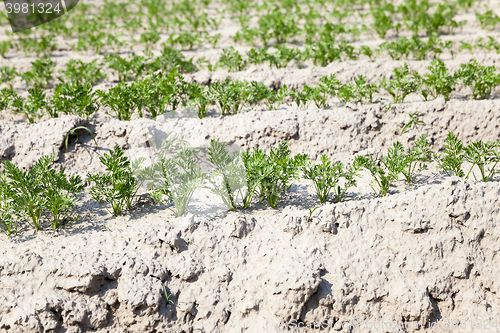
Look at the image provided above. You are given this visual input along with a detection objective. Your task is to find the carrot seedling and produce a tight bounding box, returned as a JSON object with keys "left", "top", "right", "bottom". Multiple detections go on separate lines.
{"left": 86, "top": 145, "right": 145, "bottom": 217}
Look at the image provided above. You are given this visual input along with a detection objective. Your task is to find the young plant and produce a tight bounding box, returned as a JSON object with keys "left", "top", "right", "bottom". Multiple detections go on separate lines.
{"left": 276, "top": 84, "right": 295, "bottom": 107}
{"left": 2, "top": 154, "right": 83, "bottom": 232}
{"left": 152, "top": 46, "right": 197, "bottom": 74}
{"left": 420, "top": 58, "right": 455, "bottom": 101}
{"left": 353, "top": 75, "right": 379, "bottom": 104}
{"left": 409, "top": 34, "right": 453, "bottom": 60}
{"left": 258, "top": 141, "right": 308, "bottom": 208}
{"left": 205, "top": 140, "right": 246, "bottom": 211}
{"left": 370, "top": 3, "right": 395, "bottom": 38}
{"left": 240, "top": 146, "right": 267, "bottom": 209}
{"left": 65, "top": 126, "right": 99, "bottom": 153}
{"left": 433, "top": 131, "right": 465, "bottom": 177}
{"left": 475, "top": 36, "right": 500, "bottom": 54}
{"left": 0, "top": 172, "right": 18, "bottom": 236}
{"left": 104, "top": 54, "right": 148, "bottom": 82}
{"left": 305, "top": 85, "right": 329, "bottom": 109}
{"left": 217, "top": 47, "right": 247, "bottom": 72}
{"left": 293, "top": 87, "right": 314, "bottom": 109}
{"left": 304, "top": 205, "right": 320, "bottom": 221}
{"left": 38, "top": 163, "right": 84, "bottom": 230}
{"left": 156, "top": 69, "right": 190, "bottom": 112}
{"left": 35, "top": 35, "right": 58, "bottom": 56}
{"left": 2, "top": 159, "right": 46, "bottom": 231}
{"left": 378, "top": 37, "right": 412, "bottom": 60}
{"left": 14, "top": 86, "right": 47, "bottom": 123}
{"left": 60, "top": 59, "right": 107, "bottom": 86}
{"left": 302, "top": 154, "right": 361, "bottom": 203}
{"left": 463, "top": 140, "right": 500, "bottom": 182}
{"left": 0, "top": 87, "right": 19, "bottom": 110}
{"left": 246, "top": 81, "right": 272, "bottom": 107}
{"left": 476, "top": 10, "right": 500, "bottom": 31}
{"left": 334, "top": 159, "right": 363, "bottom": 203}
{"left": 400, "top": 135, "right": 432, "bottom": 184}
{"left": 139, "top": 31, "right": 161, "bottom": 51}
{"left": 18, "top": 37, "right": 39, "bottom": 56}
{"left": 209, "top": 79, "right": 251, "bottom": 115}
{"left": 337, "top": 82, "right": 357, "bottom": 103}
{"left": 188, "top": 83, "right": 210, "bottom": 119}
{"left": 381, "top": 63, "right": 422, "bottom": 104}
{"left": 139, "top": 136, "right": 204, "bottom": 216}
{"left": 167, "top": 31, "right": 202, "bottom": 50}
{"left": 306, "top": 40, "right": 346, "bottom": 66}
{"left": 359, "top": 45, "right": 374, "bottom": 61}
{"left": 256, "top": 10, "right": 299, "bottom": 45}
{"left": 318, "top": 74, "right": 341, "bottom": 99}
{"left": 271, "top": 45, "right": 303, "bottom": 68}
{"left": 454, "top": 60, "right": 500, "bottom": 100}
{"left": 459, "top": 41, "right": 473, "bottom": 53}
{"left": 105, "top": 33, "right": 128, "bottom": 53}
{"left": 233, "top": 25, "right": 257, "bottom": 46}
{"left": 247, "top": 48, "right": 270, "bottom": 65}
{"left": 162, "top": 282, "right": 175, "bottom": 306}
{"left": 84, "top": 32, "right": 106, "bottom": 54}
{"left": 86, "top": 144, "right": 145, "bottom": 217}
{"left": 357, "top": 142, "right": 407, "bottom": 197}
{"left": 99, "top": 83, "right": 136, "bottom": 121}
{"left": 0, "top": 41, "right": 11, "bottom": 58}
{"left": 51, "top": 81, "right": 100, "bottom": 121}
{"left": 127, "top": 76, "right": 164, "bottom": 119}
{"left": 401, "top": 111, "right": 425, "bottom": 134}
{"left": 0, "top": 66, "right": 17, "bottom": 84}
{"left": 21, "top": 56, "right": 55, "bottom": 89}
{"left": 205, "top": 32, "right": 222, "bottom": 48}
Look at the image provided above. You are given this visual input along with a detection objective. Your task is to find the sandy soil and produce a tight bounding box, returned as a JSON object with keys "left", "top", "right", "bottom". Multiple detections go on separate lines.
{"left": 2, "top": 0, "right": 500, "bottom": 332}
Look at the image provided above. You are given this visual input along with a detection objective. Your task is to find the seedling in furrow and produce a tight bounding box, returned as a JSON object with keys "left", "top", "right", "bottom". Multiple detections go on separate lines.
{"left": 51, "top": 81, "right": 100, "bottom": 121}
{"left": 217, "top": 47, "right": 247, "bottom": 72}
{"left": 240, "top": 146, "right": 266, "bottom": 209}
{"left": 21, "top": 55, "right": 55, "bottom": 89}
{"left": 138, "top": 134, "right": 204, "bottom": 217}
{"left": 302, "top": 154, "right": 362, "bottom": 204}
{"left": 381, "top": 63, "right": 421, "bottom": 108}
{"left": 87, "top": 145, "right": 145, "bottom": 220}
{"left": 2, "top": 154, "right": 83, "bottom": 232}
{"left": 400, "top": 135, "right": 432, "bottom": 184}
{"left": 357, "top": 141, "right": 407, "bottom": 197}
{"left": 258, "top": 141, "right": 308, "bottom": 209}
{"left": 454, "top": 60, "right": 500, "bottom": 100}
{"left": 401, "top": 111, "right": 425, "bottom": 135}
{"left": 205, "top": 140, "right": 246, "bottom": 211}
{"left": 420, "top": 58, "right": 455, "bottom": 101}
{"left": 433, "top": 132, "right": 465, "bottom": 178}
{"left": 0, "top": 172, "right": 18, "bottom": 236}
{"left": 60, "top": 59, "right": 107, "bottom": 86}
{"left": 0, "top": 65, "right": 17, "bottom": 84}
{"left": 463, "top": 140, "right": 500, "bottom": 182}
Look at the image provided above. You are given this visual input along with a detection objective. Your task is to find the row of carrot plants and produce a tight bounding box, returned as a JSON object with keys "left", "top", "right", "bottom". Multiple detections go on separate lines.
{"left": 3, "top": 34, "right": 499, "bottom": 90}
{"left": 1, "top": 132, "right": 499, "bottom": 235}
{"left": 3, "top": 25, "right": 499, "bottom": 66}
{"left": 1, "top": 0, "right": 481, "bottom": 55}
{"left": 1, "top": 59, "right": 499, "bottom": 123}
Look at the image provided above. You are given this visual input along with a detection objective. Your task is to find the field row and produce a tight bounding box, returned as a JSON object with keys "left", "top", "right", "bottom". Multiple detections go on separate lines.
{"left": 1, "top": 0, "right": 491, "bottom": 51}
{"left": 2, "top": 33, "right": 500, "bottom": 80}
{"left": 1, "top": 58, "right": 499, "bottom": 122}
{"left": 0, "top": 132, "right": 498, "bottom": 236}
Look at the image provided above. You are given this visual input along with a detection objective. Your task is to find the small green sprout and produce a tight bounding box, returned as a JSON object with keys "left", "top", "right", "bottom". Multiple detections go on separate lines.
{"left": 65, "top": 126, "right": 99, "bottom": 153}
{"left": 161, "top": 282, "right": 174, "bottom": 306}
{"left": 401, "top": 111, "right": 425, "bottom": 135}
